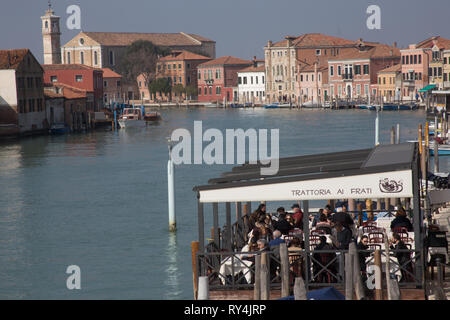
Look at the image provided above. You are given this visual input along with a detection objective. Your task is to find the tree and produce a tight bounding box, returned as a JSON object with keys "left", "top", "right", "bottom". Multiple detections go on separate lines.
{"left": 184, "top": 85, "right": 198, "bottom": 100}
{"left": 172, "top": 84, "right": 185, "bottom": 101}
{"left": 116, "top": 40, "right": 171, "bottom": 91}
{"left": 149, "top": 78, "right": 171, "bottom": 100}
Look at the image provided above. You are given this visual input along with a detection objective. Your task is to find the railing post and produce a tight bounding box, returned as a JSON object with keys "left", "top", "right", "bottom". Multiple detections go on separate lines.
{"left": 374, "top": 249, "right": 383, "bottom": 300}
{"left": 345, "top": 253, "right": 354, "bottom": 300}
{"left": 260, "top": 252, "right": 270, "bottom": 300}
{"left": 254, "top": 254, "right": 261, "bottom": 300}
{"left": 280, "top": 242, "right": 290, "bottom": 297}
{"left": 294, "top": 277, "right": 307, "bottom": 300}
{"left": 191, "top": 241, "right": 199, "bottom": 300}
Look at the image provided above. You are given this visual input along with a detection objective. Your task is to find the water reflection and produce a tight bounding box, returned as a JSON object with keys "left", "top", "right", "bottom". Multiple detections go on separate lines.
{"left": 164, "top": 232, "right": 181, "bottom": 299}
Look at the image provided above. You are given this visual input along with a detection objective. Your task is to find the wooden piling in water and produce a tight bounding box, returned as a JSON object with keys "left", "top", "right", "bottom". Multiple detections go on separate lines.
{"left": 191, "top": 241, "right": 199, "bottom": 300}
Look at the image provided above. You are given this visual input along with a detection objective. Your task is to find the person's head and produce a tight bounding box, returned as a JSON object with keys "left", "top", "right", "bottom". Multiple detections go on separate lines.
{"left": 290, "top": 237, "right": 301, "bottom": 247}
{"left": 291, "top": 203, "right": 300, "bottom": 213}
{"left": 257, "top": 239, "right": 267, "bottom": 250}
{"left": 342, "top": 205, "right": 347, "bottom": 213}
{"left": 258, "top": 215, "right": 266, "bottom": 223}
{"left": 273, "top": 230, "right": 282, "bottom": 239}
{"left": 392, "top": 233, "right": 401, "bottom": 243}
{"left": 319, "top": 236, "right": 327, "bottom": 244}
{"left": 279, "top": 213, "right": 286, "bottom": 220}
{"left": 277, "top": 207, "right": 285, "bottom": 214}
{"left": 335, "top": 222, "right": 343, "bottom": 231}
{"left": 396, "top": 207, "right": 407, "bottom": 217}
{"left": 361, "top": 235, "right": 369, "bottom": 245}
{"left": 318, "top": 208, "right": 324, "bottom": 215}
{"left": 319, "top": 213, "right": 327, "bottom": 222}
{"left": 257, "top": 203, "right": 266, "bottom": 213}
{"left": 336, "top": 207, "right": 343, "bottom": 213}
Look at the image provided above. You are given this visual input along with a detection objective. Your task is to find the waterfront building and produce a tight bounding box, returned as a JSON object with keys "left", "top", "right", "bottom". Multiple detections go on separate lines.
{"left": 328, "top": 40, "right": 400, "bottom": 100}
{"left": 41, "top": 3, "right": 61, "bottom": 65}
{"left": 0, "top": 49, "right": 46, "bottom": 136}
{"left": 377, "top": 64, "right": 402, "bottom": 102}
{"left": 139, "top": 50, "right": 212, "bottom": 101}
{"left": 45, "top": 83, "right": 93, "bottom": 131}
{"left": 400, "top": 36, "right": 450, "bottom": 100}
{"left": 60, "top": 32, "right": 216, "bottom": 71}
{"left": 197, "top": 56, "right": 252, "bottom": 103}
{"left": 298, "top": 62, "right": 328, "bottom": 105}
{"left": 444, "top": 50, "right": 450, "bottom": 89}
{"left": 102, "top": 68, "right": 123, "bottom": 105}
{"left": 42, "top": 64, "right": 104, "bottom": 111}
{"left": 237, "top": 62, "right": 266, "bottom": 104}
{"left": 43, "top": 89, "right": 65, "bottom": 127}
{"left": 264, "top": 33, "right": 356, "bottom": 104}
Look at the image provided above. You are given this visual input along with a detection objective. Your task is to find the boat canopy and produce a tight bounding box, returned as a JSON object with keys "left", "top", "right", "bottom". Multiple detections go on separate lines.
{"left": 193, "top": 143, "right": 419, "bottom": 203}
{"left": 418, "top": 84, "right": 437, "bottom": 93}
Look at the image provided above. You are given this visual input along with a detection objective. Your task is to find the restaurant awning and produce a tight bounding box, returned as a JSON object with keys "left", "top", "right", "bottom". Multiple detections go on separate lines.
{"left": 193, "top": 143, "right": 419, "bottom": 203}
{"left": 418, "top": 84, "right": 437, "bottom": 93}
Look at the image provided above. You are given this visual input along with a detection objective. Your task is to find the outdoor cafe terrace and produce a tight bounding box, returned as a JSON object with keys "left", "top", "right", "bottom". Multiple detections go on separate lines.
{"left": 191, "top": 142, "right": 435, "bottom": 299}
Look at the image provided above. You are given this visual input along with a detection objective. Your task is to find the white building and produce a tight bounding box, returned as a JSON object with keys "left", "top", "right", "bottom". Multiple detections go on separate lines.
{"left": 237, "top": 65, "right": 266, "bottom": 104}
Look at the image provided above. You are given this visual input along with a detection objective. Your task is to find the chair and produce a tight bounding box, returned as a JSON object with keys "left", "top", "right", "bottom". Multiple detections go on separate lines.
{"left": 392, "top": 226, "right": 409, "bottom": 233}
{"left": 368, "top": 232, "right": 385, "bottom": 244}
{"left": 311, "top": 229, "right": 326, "bottom": 236}
{"left": 309, "top": 235, "right": 321, "bottom": 250}
{"left": 363, "top": 221, "right": 377, "bottom": 227}
{"left": 363, "top": 225, "right": 380, "bottom": 234}
{"left": 368, "top": 244, "right": 382, "bottom": 251}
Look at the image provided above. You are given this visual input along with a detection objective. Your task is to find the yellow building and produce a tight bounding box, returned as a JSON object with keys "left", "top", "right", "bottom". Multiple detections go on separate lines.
{"left": 377, "top": 64, "right": 402, "bottom": 102}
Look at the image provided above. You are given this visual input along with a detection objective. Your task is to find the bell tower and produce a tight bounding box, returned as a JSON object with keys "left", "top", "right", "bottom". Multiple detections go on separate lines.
{"left": 41, "top": 1, "right": 61, "bottom": 64}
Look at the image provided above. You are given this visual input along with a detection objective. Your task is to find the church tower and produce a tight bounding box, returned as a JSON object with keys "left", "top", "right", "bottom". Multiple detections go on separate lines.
{"left": 41, "top": 1, "right": 61, "bottom": 64}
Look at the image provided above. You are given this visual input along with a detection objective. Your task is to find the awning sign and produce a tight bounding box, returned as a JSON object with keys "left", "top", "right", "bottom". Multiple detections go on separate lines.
{"left": 199, "top": 170, "right": 413, "bottom": 203}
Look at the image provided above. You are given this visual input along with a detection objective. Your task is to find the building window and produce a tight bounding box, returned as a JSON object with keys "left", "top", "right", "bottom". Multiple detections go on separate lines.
{"left": 204, "top": 87, "right": 207, "bottom": 95}
{"left": 330, "top": 66, "right": 334, "bottom": 76}
{"left": 262, "top": 76, "right": 265, "bottom": 84}
{"left": 363, "top": 65, "right": 369, "bottom": 75}
{"left": 117, "top": 81, "right": 121, "bottom": 87}
{"left": 179, "top": 77, "right": 182, "bottom": 83}
{"left": 80, "top": 51, "right": 84, "bottom": 65}
{"left": 198, "top": 71, "right": 201, "bottom": 80}
{"left": 338, "top": 66, "right": 341, "bottom": 76}
{"left": 187, "top": 63, "right": 191, "bottom": 69}
{"left": 94, "top": 51, "right": 98, "bottom": 65}
{"left": 51, "top": 76, "right": 58, "bottom": 82}
{"left": 104, "top": 81, "right": 108, "bottom": 87}
{"left": 209, "top": 87, "right": 212, "bottom": 95}
{"left": 67, "top": 52, "right": 71, "bottom": 64}
{"left": 238, "top": 77, "right": 242, "bottom": 85}
{"left": 355, "top": 65, "right": 361, "bottom": 75}
{"left": 168, "top": 64, "right": 171, "bottom": 70}
{"left": 414, "top": 55, "right": 417, "bottom": 64}
{"left": 419, "top": 55, "right": 422, "bottom": 64}
{"left": 316, "top": 49, "right": 321, "bottom": 56}
{"left": 76, "top": 75, "right": 83, "bottom": 82}
{"left": 406, "top": 56, "right": 409, "bottom": 64}
{"left": 243, "top": 77, "right": 247, "bottom": 84}
{"left": 178, "top": 64, "right": 182, "bottom": 70}
{"left": 109, "top": 51, "right": 114, "bottom": 65}
{"left": 187, "top": 76, "right": 191, "bottom": 84}
{"left": 402, "top": 56, "right": 405, "bottom": 64}
{"left": 198, "top": 87, "right": 202, "bottom": 95}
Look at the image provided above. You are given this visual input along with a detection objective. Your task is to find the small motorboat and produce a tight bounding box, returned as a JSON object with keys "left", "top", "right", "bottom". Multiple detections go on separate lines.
{"left": 118, "top": 108, "right": 160, "bottom": 128}
{"left": 49, "top": 123, "right": 70, "bottom": 134}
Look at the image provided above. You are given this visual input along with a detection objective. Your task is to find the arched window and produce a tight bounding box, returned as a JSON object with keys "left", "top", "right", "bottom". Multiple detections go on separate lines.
{"left": 80, "top": 52, "right": 84, "bottom": 65}
{"left": 94, "top": 51, "right": 98, "bottom": 65}
{"left": 67, "top": 52, "right": 71, "bottom": 64}
{"left": 45, "top": 21, "right": 48, "bottom": 29}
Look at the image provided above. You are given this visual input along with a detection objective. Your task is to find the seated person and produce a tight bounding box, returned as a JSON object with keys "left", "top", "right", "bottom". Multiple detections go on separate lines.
{"left": 331, "top": 207, "right": 354, "bottom": 229}
{"left": 315, "top": 213, "right": 332, "bottom": 234}
{"left": 273, "top": 212, "right": 294, "bottom": 235}
{"left": 357, "top": 235, "right": 371, "bottom": 281}
{"left": 312, "top": 236, "right": 337, "bottom": 283}
{"left": 389, "top": 233, "right": 413, "bottom": 282}
{"left": 335, "top": 222, "right": 353, "bottom": 250}
{"left": 390, "top": 207, "right": 413, "bottom": 232}
{"left": 269, "top": 230, "right": 285, "bottom": 247}
{"left": 291, "top": 204, "right": 304, "bottom": 230}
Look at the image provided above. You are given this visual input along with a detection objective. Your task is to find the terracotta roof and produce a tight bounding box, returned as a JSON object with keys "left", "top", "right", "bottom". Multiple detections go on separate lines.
{"left": 378, "top": 64, "right": 402, "bottom": 73}
{"left": 198, "top": 56, "right": 252, "bottom": 67}
{"left": 159, "top": 50, "right": 211, "bottom": 62}
{"left": 43, "top": 64, "right": 102, "bottom": 71}
{"left": 238, "top": 65, "right": 265, "bottom": 73}
{"left": 65, "top": 32, "right": 215, "bottom": 47}
{"left": 0, "top": 49, "right": 29, "bottom": 70}
{"left": 102, "top": 68, "right": 122, "bottom": 78}
{"left": 416, "top": 36, "right": 450, "bottom": 50}
{"left": 293, "top": 33, "right": 355, "bottom": 47}
{"left": 328, "top": 43, "right": 400, "bottom": 61}
{"left": 44, "top": 89, "right": 64, "bottom": 99}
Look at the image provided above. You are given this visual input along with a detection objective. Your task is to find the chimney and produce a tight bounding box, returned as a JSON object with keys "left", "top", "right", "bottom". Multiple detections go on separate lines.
{"left": 253, "top": 56, "right": 257, "bottom": 67}
{"left": 393, "top": 42, "right": 397, "bottom": 48}
{"left": 267, "top": 40, "right": 272, "bottom": 48}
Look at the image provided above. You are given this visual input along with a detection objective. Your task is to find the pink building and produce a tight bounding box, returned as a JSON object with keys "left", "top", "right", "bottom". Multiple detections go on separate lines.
{"left": 401, "top": 36, "right": 450, "bottom": 99}
{"left": 298, "top": 62, "right": 328, "bottom": 105}
{"left": 197, "top": 56, "right": 252, "bottom": 103}
{"left": 328, "top": 41, "right": 400, "bottom": 100}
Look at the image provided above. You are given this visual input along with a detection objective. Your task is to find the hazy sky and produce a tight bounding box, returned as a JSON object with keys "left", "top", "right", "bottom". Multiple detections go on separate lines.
{"left": 1, "top": 0, "right": 449, "bottom": 63}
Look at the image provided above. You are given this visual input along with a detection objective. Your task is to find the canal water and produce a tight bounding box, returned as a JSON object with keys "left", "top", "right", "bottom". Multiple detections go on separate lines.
{"left": 0, "top": 108, "right": 444, "bottom": 299}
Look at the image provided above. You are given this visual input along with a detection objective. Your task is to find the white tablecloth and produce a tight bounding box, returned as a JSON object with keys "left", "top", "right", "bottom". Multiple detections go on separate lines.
{"left": 219, "top": 255, "right": 253, "bottom": 285}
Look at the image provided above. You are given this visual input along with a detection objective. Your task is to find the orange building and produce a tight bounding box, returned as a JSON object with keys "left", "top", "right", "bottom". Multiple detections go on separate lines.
{"left": 138, "top": 50, "right": 211, "bottom": 101}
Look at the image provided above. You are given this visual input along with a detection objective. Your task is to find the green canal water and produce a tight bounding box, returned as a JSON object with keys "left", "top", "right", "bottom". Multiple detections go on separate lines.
{"left": 0, "top": 108, "right": 443, "bottom": 299}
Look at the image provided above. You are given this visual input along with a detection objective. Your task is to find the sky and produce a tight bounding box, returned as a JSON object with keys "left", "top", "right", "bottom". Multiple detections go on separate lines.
{"left": 1, "top": 0, "right": 450, "bottom": 63}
